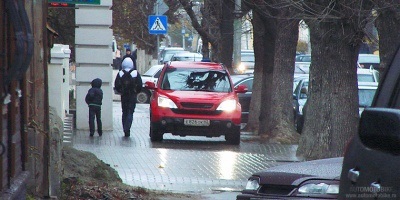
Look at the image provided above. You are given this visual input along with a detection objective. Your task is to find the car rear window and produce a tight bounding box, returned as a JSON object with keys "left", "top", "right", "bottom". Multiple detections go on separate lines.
{"left": 161, "top": 68, "right": 232, "bottom": 92}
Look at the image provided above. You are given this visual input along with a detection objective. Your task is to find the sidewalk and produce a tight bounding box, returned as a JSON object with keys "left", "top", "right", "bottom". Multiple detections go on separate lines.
{"left": 71, "top": 101, "right": 301, "bottom": 197}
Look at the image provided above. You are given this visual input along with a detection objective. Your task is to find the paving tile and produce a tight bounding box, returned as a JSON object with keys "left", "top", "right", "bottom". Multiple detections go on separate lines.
{"left": 72, "top": 102, "right": 301, "bottom": 193}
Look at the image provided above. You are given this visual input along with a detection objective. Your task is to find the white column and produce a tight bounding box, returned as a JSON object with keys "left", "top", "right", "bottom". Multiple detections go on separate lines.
{"left": 75, "top": 0, "right": 114, "bottom": 130}
{"left": 49, "top": 44, "right": 71, "bottom": 120}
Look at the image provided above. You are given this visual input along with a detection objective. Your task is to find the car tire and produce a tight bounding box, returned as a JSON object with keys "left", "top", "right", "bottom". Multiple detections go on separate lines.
{"left": 225, "top": 127, "right": 240, "bottom": 145}
{"left": 150, "top": 122, "right": 163, "bottom": 142}
{"left": 136, "top": 89, "right": 151, "bottom": 104}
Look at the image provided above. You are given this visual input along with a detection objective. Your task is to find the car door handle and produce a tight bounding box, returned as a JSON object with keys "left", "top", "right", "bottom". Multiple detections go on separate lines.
{"left": 348, "top": 168, "right": 360, "bottom": 182}
{"left": 370, "top": 182, "right": 381, "bottom": 193}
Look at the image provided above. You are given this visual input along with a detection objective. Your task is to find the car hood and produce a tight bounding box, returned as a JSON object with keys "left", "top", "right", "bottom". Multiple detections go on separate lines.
{"left": 163, "top": 90, "right": 236, "bottom": 105}
{"left": 254, "top": 157, "right": 343, "bottom": 186}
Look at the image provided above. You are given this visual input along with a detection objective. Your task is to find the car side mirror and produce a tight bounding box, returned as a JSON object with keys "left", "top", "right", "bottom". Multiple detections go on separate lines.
{"left": 359, "top": 108, "right": 400, "bottom": 155}
{"left": 235, "top": 84, "right": 248, "bottom": 93}
{"left": 293, "top": 94, "right": 298, "bottom": 100}
{"left": 145, "top": 81, "right": 156, "bottom": 89}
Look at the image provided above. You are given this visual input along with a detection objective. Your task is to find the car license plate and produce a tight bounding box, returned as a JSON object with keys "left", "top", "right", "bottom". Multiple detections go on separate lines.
{"left": 184, "top": 119, "right": 210, "bottom": 126}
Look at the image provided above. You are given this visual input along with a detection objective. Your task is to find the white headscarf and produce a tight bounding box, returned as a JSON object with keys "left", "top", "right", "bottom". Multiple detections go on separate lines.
{"left": 121, "top": 57, "right": 134, "bottom": 71}
{"left": 119, "top": 57, "right": 138, "bottom": 77}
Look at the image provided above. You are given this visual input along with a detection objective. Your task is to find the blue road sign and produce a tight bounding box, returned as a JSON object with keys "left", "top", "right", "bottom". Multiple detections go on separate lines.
{"left": 148, "top": 15, "right": 168, "bottom": 35}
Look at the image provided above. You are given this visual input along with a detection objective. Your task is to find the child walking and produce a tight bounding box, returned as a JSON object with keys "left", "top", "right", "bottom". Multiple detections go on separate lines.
{"left": 85, "top": 78, "right": 103, "bottom": 136}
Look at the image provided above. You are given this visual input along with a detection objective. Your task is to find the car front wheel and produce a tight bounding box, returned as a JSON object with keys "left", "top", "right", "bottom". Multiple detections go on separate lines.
{"left": 150, "top": 122, "right": 163, "bottom": 142}
{"left": 136, "top": 89, "right": 151, "bottom": 104}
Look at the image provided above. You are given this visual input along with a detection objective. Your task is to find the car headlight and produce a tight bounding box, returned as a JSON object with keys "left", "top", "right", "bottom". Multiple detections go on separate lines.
{"left": 298, "top": 183, "right": 339, "bottom": 195}
{"left": 158, "top": 96, "right": 177, "bottom": 108}
{"left": 245, "top": 177, "right": 260, "bottom": 191}
{"left": 217, "top": 99, "right": 237, "bottom": 112}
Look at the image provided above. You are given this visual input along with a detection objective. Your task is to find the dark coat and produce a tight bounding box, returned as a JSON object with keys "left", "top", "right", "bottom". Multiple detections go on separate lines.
{"left": 85, "top": 78, "right": 103, "bottom": 106}
{"left": 114, "top": 70, "right": 142, "bottom": 95}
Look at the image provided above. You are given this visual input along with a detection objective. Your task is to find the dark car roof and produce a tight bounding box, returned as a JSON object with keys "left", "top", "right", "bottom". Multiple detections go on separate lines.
{"left": 254, "top": 157, "right": 343, "bottom": 185}
{"left": 168, "top": 61, "right": 225, "bottom": 70}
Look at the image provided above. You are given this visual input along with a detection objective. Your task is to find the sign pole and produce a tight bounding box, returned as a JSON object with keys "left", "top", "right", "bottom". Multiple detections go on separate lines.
{"left": 156, "top": 1, "right": 160, "bottom": 63}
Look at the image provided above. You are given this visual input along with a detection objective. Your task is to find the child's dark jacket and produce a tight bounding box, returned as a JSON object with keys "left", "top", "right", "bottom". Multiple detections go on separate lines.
{"left": 85, "top": 78, "right": 103, "bottom": 106}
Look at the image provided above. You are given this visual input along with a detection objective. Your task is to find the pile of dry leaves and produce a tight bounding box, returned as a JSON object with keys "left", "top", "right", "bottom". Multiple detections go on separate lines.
{"left": 61, "top": 146, "right": 201, "bottom": 200}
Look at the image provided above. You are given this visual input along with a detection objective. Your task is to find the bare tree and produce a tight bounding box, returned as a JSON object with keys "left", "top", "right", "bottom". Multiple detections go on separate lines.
{"left": 297, "top": 0, "right": 375, "bottom": 160}
{"left": 243, "top": 1, "right": 300, "bottom": 144}
{"left": 179, "top": 0, "right": 218, "bottom": 58}
{"left": 113, "top": 0, "right": 181, "bottom": 55}
{"left": 374, "top": 1, "right": 400, "bottom": 76}
{"left": 179, "top": 0, "right": 240, "bottom": 72}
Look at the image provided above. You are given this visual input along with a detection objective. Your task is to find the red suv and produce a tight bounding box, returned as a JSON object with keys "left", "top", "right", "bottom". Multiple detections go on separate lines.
{"left": 145, "top": 61, "right": 247, "bottom": 144}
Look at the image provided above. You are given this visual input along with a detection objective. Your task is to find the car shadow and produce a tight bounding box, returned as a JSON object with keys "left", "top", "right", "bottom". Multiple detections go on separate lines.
{"left": 149, "top": 137, "right": 241, "bottom": 151}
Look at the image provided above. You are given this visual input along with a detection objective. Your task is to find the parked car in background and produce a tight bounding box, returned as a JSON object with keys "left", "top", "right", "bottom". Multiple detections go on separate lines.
{"left": 235, "top": 50, "right": 255, "bottom": 74}
{"left": 358, "top": 54, "right": 380, "bottom": 70}
{"left": 137, "top": 64, "right": 164, "bottom": 104}
{"left": 230, "top": 73, "right": 308, "bottom": 124}
{"left": 144, "top": 61, "right": 247, "bottom": 144}
{"left": 158, "top": 47, "right": 186, "bottom": 64}
{"left": 357, "top": 82, "right": 378, "bottom": 115}
{"left": 295, "top": 54, "right": 311, "bottom": 62}
{"left": 293, "top": 78, "right": 309, "bottom": 132}
{"left": 231, "top": 74, "right": 254, "bottom": 123}
{"left": 293, "top": 74, "right": 309, "bottom": 92}
{"left": 295, "top": 54, "right": 311, "bottom": 74}
{"left": 357, "top": 68, "right": 379, "bottom": 82}
{"left": 237, "top": 157, "right": 343, "bottom": 199}
{"left": 170, "top": 52, "right": 203, "bottom": 61}
{"left": 293, "top": 79, "right": 378, "bottom": 133}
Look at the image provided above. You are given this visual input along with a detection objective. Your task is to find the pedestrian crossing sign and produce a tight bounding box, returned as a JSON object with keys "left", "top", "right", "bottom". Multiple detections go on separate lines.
{"left": 148, "top": 15, "right": 168, "bottom": 35}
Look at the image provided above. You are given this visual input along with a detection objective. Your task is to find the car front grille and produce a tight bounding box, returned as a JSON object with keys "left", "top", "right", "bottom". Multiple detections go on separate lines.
{"left": 171, "top": 109, "right": 222, "bottom": 115}
{"left": 180, "top": 102, "right": 214, "bottom": 109}
{"left": 258, "top": 184, "right": 296, "bottom": 195}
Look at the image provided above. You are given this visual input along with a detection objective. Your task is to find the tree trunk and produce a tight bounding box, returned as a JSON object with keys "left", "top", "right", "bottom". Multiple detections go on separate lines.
{"left": 375, "top": 1, "right": 400, "bottom": 76}
{"left": 204, "top": 0, "right": 221, "bottom": 62}
{"left": 220, "top": 0, "right": 234, "bottom": 72}
{"left": 257, "top": 14, "right": 276, "bottom": 137}
{"left": 296, "top": 20, "right": 361, "bottom": 160}
{"left": 244, "top": 9, "right": 274, "bottom": 133}
{"left": 268, "top": 17, "right": 300, "bottom": 143}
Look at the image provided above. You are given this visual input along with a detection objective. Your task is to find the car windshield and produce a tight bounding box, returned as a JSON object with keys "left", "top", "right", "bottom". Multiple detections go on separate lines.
{"left": 161, "top": 68, "right": 232, "bottom": 92}
{"left": 163, "top": 50, "right": 187, "bottom": 60}
{"left": 143, "top": 66, "right": 162, "bottom": 77}
{"left": 164, "top": 52, "right": 180, "bottom": 61}
{"left": 358, "top": 88, "right": 377, "bottom": 107}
